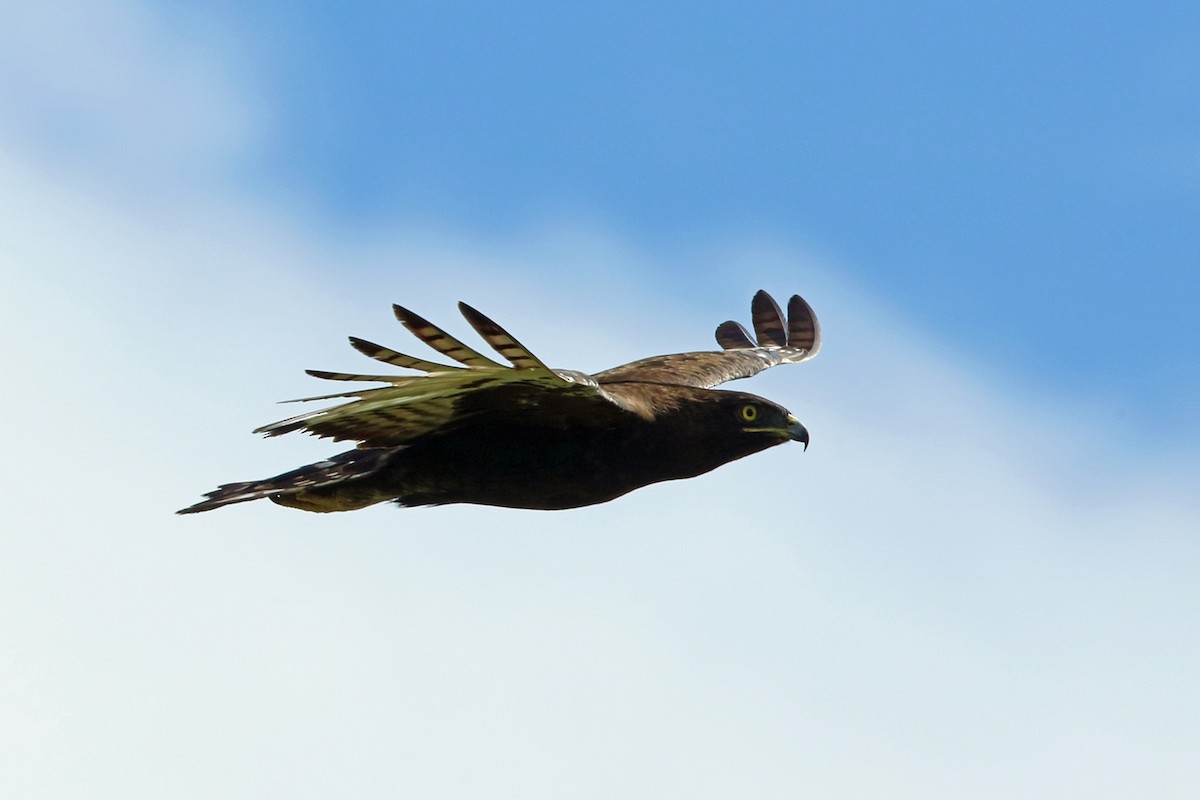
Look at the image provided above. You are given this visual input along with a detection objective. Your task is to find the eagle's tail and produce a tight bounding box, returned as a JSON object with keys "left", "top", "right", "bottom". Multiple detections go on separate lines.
{"left": 177, "top": 447, "right": 400, "bottom": 514}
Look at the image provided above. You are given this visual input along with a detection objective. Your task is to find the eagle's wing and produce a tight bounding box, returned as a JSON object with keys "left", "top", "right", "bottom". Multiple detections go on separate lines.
{"left": 594, "top": 291, "right": 821, "bottom": 389}
{"left": 256, "top": 302, "right": 647, "bottom": 447}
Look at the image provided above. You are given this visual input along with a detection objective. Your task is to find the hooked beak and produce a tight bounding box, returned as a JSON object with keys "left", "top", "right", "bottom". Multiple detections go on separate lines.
{"left": 785, "top": 414, "right": 809, "bottom": 451}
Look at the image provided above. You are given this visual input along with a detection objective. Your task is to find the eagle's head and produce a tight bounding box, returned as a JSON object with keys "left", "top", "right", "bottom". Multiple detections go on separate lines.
{"left": 707, "top": 390, "right": 809, "bottom": 450}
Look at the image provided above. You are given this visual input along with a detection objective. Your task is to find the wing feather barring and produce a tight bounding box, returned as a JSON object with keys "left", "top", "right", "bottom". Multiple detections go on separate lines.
{"left": 178, "top": 290, "right": 821, "bottom": 514}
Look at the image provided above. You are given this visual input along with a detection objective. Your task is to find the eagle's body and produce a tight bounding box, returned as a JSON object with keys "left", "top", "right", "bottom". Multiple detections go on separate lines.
{"left": 179, "top": 291, "right": 821, "bottom": 514}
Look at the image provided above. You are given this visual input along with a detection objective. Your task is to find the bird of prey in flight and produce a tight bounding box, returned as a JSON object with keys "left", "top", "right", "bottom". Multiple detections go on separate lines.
{"left": 178, "top": 290, "right": 821, "bottom": 514}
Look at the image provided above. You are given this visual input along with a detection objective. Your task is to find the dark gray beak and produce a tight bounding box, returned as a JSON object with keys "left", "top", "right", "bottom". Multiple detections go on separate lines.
{"left": 785, "top": 414, "right": 809, "bottom": 451}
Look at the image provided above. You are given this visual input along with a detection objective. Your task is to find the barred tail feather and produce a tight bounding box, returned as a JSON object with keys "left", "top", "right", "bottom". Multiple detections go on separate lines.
{"left": 176, "top": 447, "right": 399, "bottom": 514}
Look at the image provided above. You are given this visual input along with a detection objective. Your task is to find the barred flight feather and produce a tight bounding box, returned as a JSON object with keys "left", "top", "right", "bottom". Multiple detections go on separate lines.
{"left": 596, "top": 290, "right": 821, "bottom": 386}
{"left": 458, "top": 302, "right": 550, "bottom": 370}
{"left": 750, "top": 290, "right": 788, "bottom": 348}
{"left": 348, "top": 337, "right": 459, "bottom": 373}
{"left": 392, "top": 304, "right": 505, "bottom": 369}
{"left": 305, "top": 369, "right": 414, "bottom": 383}
{"left": 715, "top": 320, "right": 755, "bottom": 350}
{"left": 786, "top": 294, "right": 821, "bottom": 355}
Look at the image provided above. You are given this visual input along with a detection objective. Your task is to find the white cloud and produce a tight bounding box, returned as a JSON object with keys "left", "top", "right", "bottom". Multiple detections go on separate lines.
{"left": 0, "top": 0, "right": 262, "bottom": 193}
{"left": 1, "top": 4, "right": 1198, "bottom": 799}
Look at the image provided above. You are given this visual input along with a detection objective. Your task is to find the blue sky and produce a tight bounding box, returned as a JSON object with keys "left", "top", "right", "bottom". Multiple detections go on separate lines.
{"left": 174, "top": 0, "right": 1200, "bottom": 435}
{"left": 2, "top": 2, "right": 1199, "bottom": 798}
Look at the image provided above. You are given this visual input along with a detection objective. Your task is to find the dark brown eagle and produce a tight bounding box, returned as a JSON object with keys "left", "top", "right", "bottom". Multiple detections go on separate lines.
{"left": 178, "top": 290, "right": 821, "bottom": 514}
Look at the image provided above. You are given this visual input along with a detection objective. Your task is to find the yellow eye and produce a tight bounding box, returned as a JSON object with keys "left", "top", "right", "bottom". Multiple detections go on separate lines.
{"left": 739, "top": 404, "right": 759, "bottom": 422}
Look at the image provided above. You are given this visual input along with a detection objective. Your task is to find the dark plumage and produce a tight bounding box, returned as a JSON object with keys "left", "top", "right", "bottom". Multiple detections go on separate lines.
{"left": 177, "top": 290, "right": 821, "bottom": 514}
